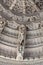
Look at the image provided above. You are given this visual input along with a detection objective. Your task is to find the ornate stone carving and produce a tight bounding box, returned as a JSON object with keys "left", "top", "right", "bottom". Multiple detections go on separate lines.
{"left": 3, "top": 0, "right": 14, "bottom": 7}
{"left": 2, "top": 0, "right": 39, "bottom": 14}
{"left": 9, "top": 0, "right": 16, "bottom": 10}
{"left": 16, "top": 25, "right": 26, "bottom": 60}
{"left": 0, "top": 1, "right": 43, "bottom": 65}
{"left": 13, "top": 0, "right": 24, "bottom": 13}
{"left": 34, "top": 0, "right": 43, "bottom": 10}
{"left": 26, "top": 15, "right": 41, "bottom": 30}
{"left": 25, "top": 0, "right": 39, "bottom": 14}
{"left": 0, "top": 16, "right": 7, "bottom": 33}
{"left": 18, "top": 25, "right": 26, "bottom": 44}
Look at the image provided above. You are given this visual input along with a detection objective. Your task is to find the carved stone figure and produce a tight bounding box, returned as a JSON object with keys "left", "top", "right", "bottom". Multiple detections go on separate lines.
{"left": 18, "top": 25, "right": 26, "bottom": 44}
{"left": 0, "top": 16, "right": 7, "bottom": 33}
{"left": 16, "top": 25, "right": 26, "bottom": 60}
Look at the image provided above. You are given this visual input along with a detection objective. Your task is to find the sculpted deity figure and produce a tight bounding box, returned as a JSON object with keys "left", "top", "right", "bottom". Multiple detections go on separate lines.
{"left": 16, "top": 24, "right": 26, "bottom": 60}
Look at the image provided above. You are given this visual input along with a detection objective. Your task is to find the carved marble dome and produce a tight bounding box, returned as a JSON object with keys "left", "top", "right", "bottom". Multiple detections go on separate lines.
{"left": 0, "top": 0, "right": 43, "bottom": 65}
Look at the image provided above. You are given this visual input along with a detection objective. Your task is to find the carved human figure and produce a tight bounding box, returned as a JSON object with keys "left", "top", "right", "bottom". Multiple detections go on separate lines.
{"left": 18, "top": 25, "right": 26, "bottom": 44}
{"left": 16, "top": 25, "right": 26, "bottom": 60}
